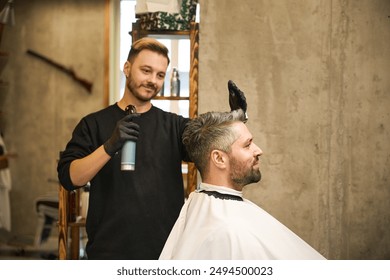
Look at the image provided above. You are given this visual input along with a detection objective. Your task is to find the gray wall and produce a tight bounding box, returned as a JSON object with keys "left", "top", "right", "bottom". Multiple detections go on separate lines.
{"left": 199, "top": 0, "right": 390, "bottom": 259}
{"left": 1, "top": 0, "right": 105, "bottom": 240}
{"left": 1, "top": 0, "right": 389, "bottom": 259}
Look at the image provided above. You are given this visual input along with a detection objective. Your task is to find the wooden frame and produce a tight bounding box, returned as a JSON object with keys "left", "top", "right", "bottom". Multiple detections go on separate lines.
{"left": 130, "top": 22, "right": 199, "bottom": 195}
{"left": 58, "top": 186, "right": 85, "bottom": 260}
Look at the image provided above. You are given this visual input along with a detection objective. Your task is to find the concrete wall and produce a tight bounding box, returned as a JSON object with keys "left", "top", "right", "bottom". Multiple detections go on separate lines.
{"left": 0, "top": 0, "right": 105, "bottom": 240}
{"left": 199, "top": 0, "right": 390, "bottom": 259}
{"left": 1, "top": 0, "right": 389, "bottom": 259}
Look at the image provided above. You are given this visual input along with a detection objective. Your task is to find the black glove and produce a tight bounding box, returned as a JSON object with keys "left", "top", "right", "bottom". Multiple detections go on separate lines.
{"left": 103, "top": 114, "right": 140, "bottom": 156}
{"left": 228, "top": 80, "right": 248, "bottom": 122}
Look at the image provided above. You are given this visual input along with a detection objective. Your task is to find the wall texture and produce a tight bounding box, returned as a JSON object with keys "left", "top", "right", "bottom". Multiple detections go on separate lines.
{"left": 1, "top": 0, "right": 389, "bottom": 260}
{"left": 199, "top": 0, "right": 390, "bottom": 259}
{"left": 1, "top": 0, "right": 106, "bottom": 240}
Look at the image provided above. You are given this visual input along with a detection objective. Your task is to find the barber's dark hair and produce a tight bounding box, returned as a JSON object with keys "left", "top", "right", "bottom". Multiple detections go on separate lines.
{"left": 183, "top": 109, "right": 246, "bottom": 176}
{"left": 127, "top": 37, "right": 170, "bottom": 65}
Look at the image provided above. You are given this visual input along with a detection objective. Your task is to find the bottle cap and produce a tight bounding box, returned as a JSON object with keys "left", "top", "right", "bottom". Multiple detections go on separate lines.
{"left": 121, "top": 163, "right": 135, "bottom": 171}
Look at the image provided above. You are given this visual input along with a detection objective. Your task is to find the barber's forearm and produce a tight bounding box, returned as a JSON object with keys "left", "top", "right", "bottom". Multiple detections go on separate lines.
{"left": 69, "top": 145, "right": 111, "bottom": 187}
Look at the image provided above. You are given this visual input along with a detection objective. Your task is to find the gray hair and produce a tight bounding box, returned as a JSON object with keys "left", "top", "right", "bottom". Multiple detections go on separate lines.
{"left": 183, "top": 109, "right": 246, "bottom": 176}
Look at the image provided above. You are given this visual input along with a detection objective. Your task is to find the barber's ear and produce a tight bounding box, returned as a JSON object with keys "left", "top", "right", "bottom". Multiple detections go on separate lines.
{"left": 123, "top": 61, "right": 131, "bottom": 77}
{"left": 210, "top": 150, "right": 227, "bottom": 169}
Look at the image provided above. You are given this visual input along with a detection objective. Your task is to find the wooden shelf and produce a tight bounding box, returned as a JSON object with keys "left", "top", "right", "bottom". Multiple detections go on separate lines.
{"left": 129, "top": 28, "right": 190, "bottom": 40}
{"left": 130, "top": 22, "right": 199, "bottom": 196}
{"left": 69, "top": 218, "right": 86, "bottom": 228}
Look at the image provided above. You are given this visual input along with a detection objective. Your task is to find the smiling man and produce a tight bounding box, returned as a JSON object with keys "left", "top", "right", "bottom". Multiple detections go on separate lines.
{"left": 159, "top": 110, "right": 326, "bottom": 260}
{"left": 58, "top": 38, "right": 190, "bottom": 259}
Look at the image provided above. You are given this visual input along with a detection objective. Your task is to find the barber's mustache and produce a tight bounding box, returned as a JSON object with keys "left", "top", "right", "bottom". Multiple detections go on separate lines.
{"left": 143, "top": 82, "right": 158, "bottom": 91}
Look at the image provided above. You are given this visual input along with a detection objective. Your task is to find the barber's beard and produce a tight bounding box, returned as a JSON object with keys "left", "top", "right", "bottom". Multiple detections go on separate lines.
{"left": 230, "top": 157, "right": 261, "bottom": 187}
{"left": 127, "top": 75, "right": 158, "bottom": 101}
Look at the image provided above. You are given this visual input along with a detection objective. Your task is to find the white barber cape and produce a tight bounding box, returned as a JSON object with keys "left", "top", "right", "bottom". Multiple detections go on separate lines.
{"left": 159, "top": 183, "right": 325, "bottom": 260}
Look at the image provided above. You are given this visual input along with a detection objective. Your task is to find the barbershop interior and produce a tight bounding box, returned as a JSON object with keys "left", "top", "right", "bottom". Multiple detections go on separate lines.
{"left": 0, "top": 0, "right": 389, "bottom": 260}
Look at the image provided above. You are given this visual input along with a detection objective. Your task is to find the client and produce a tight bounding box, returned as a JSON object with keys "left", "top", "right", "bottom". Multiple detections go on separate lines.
{"left": 159, "top": 109, "right": 326, "bottom": 260}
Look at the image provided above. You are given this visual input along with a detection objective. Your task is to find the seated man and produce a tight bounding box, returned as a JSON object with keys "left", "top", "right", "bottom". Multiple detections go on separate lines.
{"left": 159, "top": 109, "right": 325, "bottom": 260}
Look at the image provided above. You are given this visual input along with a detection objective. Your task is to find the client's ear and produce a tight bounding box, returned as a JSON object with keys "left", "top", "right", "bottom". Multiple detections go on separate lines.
{"left": 210, "top": 150, "right": 227, "bottom": 170}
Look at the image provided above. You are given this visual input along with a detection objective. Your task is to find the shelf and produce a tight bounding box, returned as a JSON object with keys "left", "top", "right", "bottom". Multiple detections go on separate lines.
{"left": 69, "top": 217, "right": 86, "bottom": 228}
{"left": 130, "top": 22, "right": 199, "bottom": 196}
{"left": 130, "top": 27, "right": 190, "bottom": 40}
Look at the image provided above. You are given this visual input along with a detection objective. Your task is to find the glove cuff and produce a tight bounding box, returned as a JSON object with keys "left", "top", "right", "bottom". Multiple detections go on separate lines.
{"left": 103, "top": 141, "right": 117, "bottom": 157}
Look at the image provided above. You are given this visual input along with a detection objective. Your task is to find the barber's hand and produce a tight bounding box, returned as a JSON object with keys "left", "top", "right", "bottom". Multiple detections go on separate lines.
{"left": 228, "top": 80, "right": 248, "bottom": 122}
{"left": 103, "top": 114, "right": 140, "bottom": 157}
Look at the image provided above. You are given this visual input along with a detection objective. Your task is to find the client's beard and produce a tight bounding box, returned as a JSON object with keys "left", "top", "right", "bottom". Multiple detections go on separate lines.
{"left": 230, "top": 158, "right": 262, "bottom": 187}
